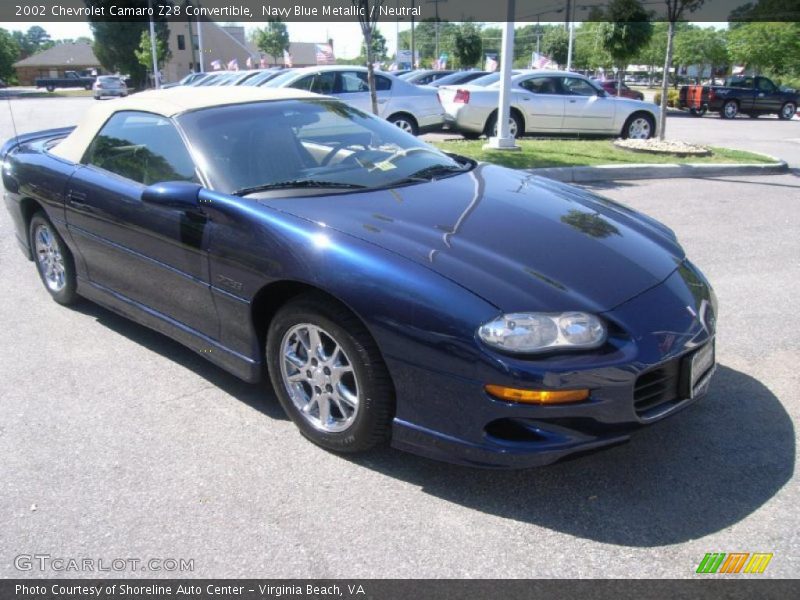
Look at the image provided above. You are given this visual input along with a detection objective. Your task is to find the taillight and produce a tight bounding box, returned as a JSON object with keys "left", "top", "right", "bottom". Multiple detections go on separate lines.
{"left": 454, "top": 89, "right": 470, "bottom": 104}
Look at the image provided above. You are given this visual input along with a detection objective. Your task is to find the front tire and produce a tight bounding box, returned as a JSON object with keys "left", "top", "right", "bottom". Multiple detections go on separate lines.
{"left": 779, "top": 102, "right": 796, "bottom": 121}
{"left": 29, "top": 213, "right": 77, "bottom": 306}
{"left": 622, "top": 113, "right": 655, "bottom": 139}
{"left": 721, "top": 100, "right": 739, "bottom": 119}
{"left": 266, "top": 294, "right": 394, "bottom": 453}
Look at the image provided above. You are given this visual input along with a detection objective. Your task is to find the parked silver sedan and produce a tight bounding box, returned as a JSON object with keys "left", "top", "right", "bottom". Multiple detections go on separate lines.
{"left": 439, "top": 70, "right": 660, "bottom": 139}
{"left": 262, "top": 65, "right": 446, "bottom": 135}
{"left": 93, "top": 76, "right": 128, "bottom": 100}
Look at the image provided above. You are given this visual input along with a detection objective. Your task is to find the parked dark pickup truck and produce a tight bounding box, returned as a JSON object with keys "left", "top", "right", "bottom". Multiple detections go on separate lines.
{"left": 679, "top": 75, "right": 798, "bottom": 120}
{"left": 35, "top": 71, "right": 96, "bottom": 92}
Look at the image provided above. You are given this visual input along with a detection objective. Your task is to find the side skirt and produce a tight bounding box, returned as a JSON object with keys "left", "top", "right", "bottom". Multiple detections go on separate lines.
{"left": 77, "top": 277, "right": 264, "bottom": 383}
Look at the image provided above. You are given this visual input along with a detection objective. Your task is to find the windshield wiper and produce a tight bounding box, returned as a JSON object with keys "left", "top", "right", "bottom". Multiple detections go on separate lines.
{"left": 233, "top": 179, "right": 366, "bottom": 196}
{"left": 386, "top": 163, "right": 470, "bottom": 186}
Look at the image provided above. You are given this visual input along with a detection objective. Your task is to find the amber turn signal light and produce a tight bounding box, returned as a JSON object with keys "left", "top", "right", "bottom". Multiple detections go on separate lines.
{"left": 485, "top": 385, "right": 590, "bottom": 404}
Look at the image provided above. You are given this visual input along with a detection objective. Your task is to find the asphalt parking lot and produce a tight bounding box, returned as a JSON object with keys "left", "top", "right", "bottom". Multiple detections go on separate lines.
{"left": 1, "top": 96, "right": 798, "bottom": 578}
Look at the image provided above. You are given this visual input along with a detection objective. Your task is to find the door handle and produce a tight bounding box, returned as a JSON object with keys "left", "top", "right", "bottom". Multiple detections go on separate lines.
{"left": 569, "top": 99, "right": 577, "bottom": 103}
{"left": 66, "top": 190, "right": 92, "bottom": 211}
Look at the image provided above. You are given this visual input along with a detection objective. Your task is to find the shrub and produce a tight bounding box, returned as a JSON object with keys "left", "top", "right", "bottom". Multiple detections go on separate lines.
{"left": 653, "top": 88, "right": 680, "bottom": 107}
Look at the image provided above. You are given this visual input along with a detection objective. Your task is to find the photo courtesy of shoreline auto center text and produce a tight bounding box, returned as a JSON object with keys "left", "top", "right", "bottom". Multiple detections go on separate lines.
{"left": 1, "top": 0, "right": 798, "bottom": 598}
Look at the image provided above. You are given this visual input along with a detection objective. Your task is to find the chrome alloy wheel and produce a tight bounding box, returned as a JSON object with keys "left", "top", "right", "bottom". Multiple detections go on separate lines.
{"left": 627, "top": 117, "right": 652, "bottom": 139}
{"left": 493, "top": 117, "right": 519, "bottom": 138}
{"left": 392, "top": 118, "right": 414, "bottom": 133}
{"left": 724, "top": 101, "right": 738, "bottom": 119}
{"left": 34, "top": 223, "right": 66, "bottom": 292}
{"left": 782, "top": 103, "right": 796, "bottom": 119}
{"left": 279, "top": 323, "right": 360, "bottom": 433}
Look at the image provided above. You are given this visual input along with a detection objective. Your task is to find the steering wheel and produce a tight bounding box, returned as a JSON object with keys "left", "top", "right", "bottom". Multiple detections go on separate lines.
{"left": 320, "top": 142, "right": 369, "bottom": 167}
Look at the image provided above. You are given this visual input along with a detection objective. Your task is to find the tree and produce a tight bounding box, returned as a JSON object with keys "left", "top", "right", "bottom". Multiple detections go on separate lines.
{"left": 658, "top": 0, "right": 705, "bottom": 140}
{"left": 253, "top": 19, "right": 290, "bottom": 66}
{"left": 673, "top": 26, "right": 728, "bottom": 80}
{"left": 353, "top": 0, "right": 383, "bottom": 115}
{"left": 0, "top": 28, "right": 19, "bottom": 82}
{"left": 86, "top": 1, "right": 171, "bottom": 88}
{"left": 599, "top": 0, "right": 653, "bottom": 93}
{"left": 542, "top": 27, "right": 569, "bottom": 68}
{"left": 134, "top": 29, "right": 171, "bottom": 84}
{"left": 454, "top": 22, "right": 482, "bottom": 68}
{"left": 360, "top": 28, "right": 387, "bottom": 63}
{"left": 726, "top": 22, "right": 800, "bottom": 76}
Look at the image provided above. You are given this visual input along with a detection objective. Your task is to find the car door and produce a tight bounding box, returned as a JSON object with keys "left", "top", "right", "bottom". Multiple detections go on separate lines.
{"left": 560, "top": 76, "right": 616, "bottom": 132}
{"left": 334, "top": 71, "right": 392, "bottom": 116}
{"left": 754, "top": 77, "right": 783, "bottom": 113}
{"left": 516, "top": 76, "right": 565, "bottom": 131}
{"left": 64, "top": 110, "right": 218, "bottom": 338}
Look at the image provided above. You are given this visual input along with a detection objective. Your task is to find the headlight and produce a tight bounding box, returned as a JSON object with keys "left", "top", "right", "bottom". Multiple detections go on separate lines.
{"left": 478, "top": 312, "right": 607, "bottom": 354}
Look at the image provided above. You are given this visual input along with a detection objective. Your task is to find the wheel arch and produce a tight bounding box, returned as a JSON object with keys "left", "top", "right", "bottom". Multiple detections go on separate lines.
{"left": 19, "top": 196, "right": 46, "bottom": 260}
{"left": 483, "top": 106, "right": 526, "bottom": 135}
{"left": 623, "top": 109, "right": 657, "bottom": 137}
{"left": 250, "top": 280, "right": 395, "bottom": 390}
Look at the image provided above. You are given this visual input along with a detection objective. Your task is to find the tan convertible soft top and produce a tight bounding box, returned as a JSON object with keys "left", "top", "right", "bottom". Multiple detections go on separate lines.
{"left": 50, "top": 86, "right": 321, "bottom": 164}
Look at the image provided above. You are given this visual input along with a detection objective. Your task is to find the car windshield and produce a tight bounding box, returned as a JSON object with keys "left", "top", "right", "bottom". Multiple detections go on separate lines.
{"left": 177, "top": 99, "right": 471, "bottom": 196}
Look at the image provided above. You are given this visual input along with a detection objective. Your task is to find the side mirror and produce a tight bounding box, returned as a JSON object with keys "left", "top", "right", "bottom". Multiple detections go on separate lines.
{"left": 141, "top": 181, "right": 202, "bottom": 210}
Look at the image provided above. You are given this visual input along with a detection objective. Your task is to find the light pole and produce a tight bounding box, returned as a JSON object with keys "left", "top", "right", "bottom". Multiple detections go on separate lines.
{"left": 147, "top": 0, "right": 159, "bottom": 88}
{"left": 484, "top": 0, "right": 519, "bottom": 151}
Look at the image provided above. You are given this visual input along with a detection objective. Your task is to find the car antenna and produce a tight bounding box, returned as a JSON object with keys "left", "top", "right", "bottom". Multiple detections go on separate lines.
{"left": 3, "top": 88, "right": 20, "bottom": 148}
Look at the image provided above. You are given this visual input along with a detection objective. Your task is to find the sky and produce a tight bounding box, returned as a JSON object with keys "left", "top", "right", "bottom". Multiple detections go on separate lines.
{"left": 5, "top": 21, "right": 727, "bottom": 60}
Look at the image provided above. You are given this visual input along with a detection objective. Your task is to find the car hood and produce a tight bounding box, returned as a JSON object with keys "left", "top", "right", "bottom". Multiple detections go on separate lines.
{"left": 259, "top": 164, "right": 684, "bottom": 312}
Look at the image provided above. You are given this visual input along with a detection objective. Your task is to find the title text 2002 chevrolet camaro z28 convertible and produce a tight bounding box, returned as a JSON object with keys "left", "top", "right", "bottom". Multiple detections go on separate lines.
{"left": 2, "top": 88, "right": 717, "bottom": 468}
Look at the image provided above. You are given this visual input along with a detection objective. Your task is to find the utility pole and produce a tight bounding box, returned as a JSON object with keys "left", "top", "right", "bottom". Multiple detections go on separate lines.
{"left": 411, "top": 0, "right": 415, "bottom": 68}
{"left": 484, "top": 0, "right": 518, "bottom": 151}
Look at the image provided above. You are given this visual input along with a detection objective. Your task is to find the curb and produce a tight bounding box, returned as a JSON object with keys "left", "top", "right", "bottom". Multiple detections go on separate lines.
{"left": 526, "top": 159, "right": 789, "bottom": 183}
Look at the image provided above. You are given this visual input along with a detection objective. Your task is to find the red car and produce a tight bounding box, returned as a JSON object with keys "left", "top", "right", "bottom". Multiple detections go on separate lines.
{"left": 595, "top": 80, "right": 645, "bottom": 101}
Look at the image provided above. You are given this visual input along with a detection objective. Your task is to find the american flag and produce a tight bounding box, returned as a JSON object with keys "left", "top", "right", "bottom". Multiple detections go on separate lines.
{"left": 283, "top": 49, "right": 293, "bottom": 68}
{"left": 315, "top": 44, "right": 334, "bottom": 65}
{"left": 210, "top": 60, "right": 222, "bottom": 70}
{"left": 485, "top": 55, "right": 498, "bottom": 72}
{"left": 260, "top": 56, "right": 268, "bottom": 68}
{"left": 246, "top": 56, "right": 253, "bottom": 69}
{"left": 227, "top": 58, "right": 239, "bottom": 71}
{"left": 532, "top": 52, "right": 555, "bottom": 69}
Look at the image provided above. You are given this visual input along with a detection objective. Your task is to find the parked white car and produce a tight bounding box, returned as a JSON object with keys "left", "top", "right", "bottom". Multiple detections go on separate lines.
{"left": 439, "top": 70, "right": 660, "bottom": 139}
{"left": 263, "top": 65, "right": 446, "bottom": 135}
{"left": 93, "top": 76, "right": 128, "bottom": 100}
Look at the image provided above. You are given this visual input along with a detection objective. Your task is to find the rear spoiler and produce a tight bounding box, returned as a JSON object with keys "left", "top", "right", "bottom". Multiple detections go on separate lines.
{"left": 0, "top": 126, "right": 76, "bottom": 161}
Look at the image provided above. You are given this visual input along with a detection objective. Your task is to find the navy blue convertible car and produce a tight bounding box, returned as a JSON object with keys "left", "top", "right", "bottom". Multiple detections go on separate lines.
{"left": 1, "top": 87, "right": 717, "bottom": 468}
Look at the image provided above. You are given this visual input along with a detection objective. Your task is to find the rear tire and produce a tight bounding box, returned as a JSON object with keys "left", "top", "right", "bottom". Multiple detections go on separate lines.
{"left": 461, "top": 131, "right": 482, "bottom": 140}
{"left": 485, "top": 110, "right": 524, "bottom": 138}
{"left": 46, "top": 85, "right": 55, "bottom": 93}
{"left": 388, "top": 113, "right": 419, "bottom": 136}
{"left": 29, "top": 212, "right": 78, "bottom": 306}
{"left": 779, "top": 102, "right": 796, "bottom": 121}
{"left": 266, "top": 294, "right": 394, "bottom": 454}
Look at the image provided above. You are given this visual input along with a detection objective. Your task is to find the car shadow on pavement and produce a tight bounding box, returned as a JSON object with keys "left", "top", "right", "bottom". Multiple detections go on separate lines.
{"left": 69, "top": 300, "right": 289, "bottom": 422}
{"left": 348, "top": 364, "right": 795, "bottom": 547}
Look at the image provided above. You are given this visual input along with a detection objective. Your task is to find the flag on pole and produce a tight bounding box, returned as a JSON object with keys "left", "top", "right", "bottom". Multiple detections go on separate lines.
{"left": 315, "top": 44, "right": 334, "bottom": 65}
{"left": 531, "top": 52, "right": 555, "bottom": 69}
{"left": 246, "top": 56, "right": 253, "bottom": 69}
{"left": 485, "top": 54, "right": 498, "bottom": 72}
{"left": 283, "top": 49, "right": 293, "bottom": 68}
{"left": 260, "top": 56, "right": 268, "bottom": 68}
{"left": 227, "top": 58, "right": 239, "bottom": 71}
{"left": 436, "top": 53, "right": 448, "bottom": 70}
{"left": 210, "top": 59, "right": 222, "bottom": 71}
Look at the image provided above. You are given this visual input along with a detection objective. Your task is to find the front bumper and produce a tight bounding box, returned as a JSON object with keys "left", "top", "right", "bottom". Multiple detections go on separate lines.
{"left": 388, "top": 262, "right": 717, "bottom": 468}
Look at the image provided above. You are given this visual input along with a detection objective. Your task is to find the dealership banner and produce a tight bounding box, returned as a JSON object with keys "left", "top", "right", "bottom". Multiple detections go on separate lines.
{"left": 2, "top": 580, "right": 798, "bottom": 600}
{"left": 2, "top": 0, "right": 798, "bottom": 23}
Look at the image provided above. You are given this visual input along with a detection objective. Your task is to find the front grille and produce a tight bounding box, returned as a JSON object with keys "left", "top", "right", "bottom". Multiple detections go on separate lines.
{"left": 634, "top": 359, "right": 681, "bottom": 418}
